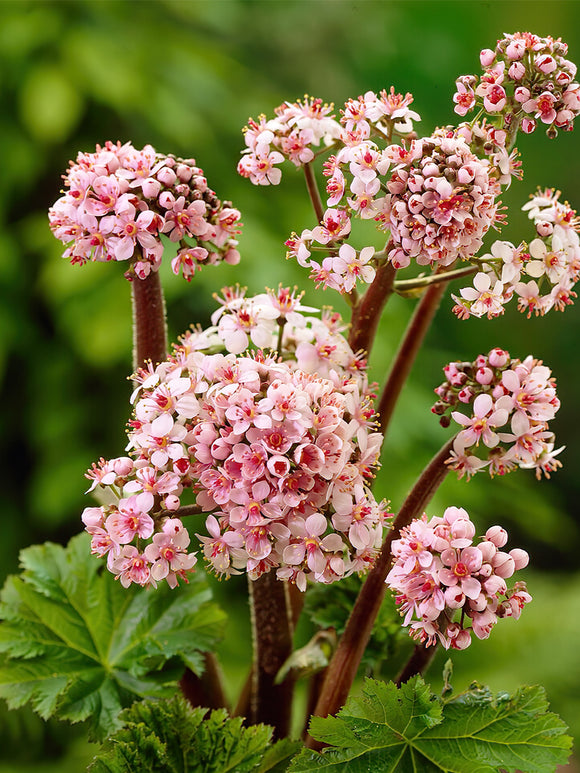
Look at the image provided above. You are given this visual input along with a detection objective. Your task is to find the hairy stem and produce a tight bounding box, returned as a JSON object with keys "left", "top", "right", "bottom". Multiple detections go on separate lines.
{"left": 306, "top": 436, "right": 455, "bottom": 749}
{"left": 348, "top": 260, "right": 397, "bottom": 355}
{"left": 395, "top": 641, "right": 438, "bottom": 687}
{"left": 377, "top": 278, "right": 448, "bottom": 438}
{"left": 248, "top": 573, "right": 295, "bottom": 738}
{"left": 131, "top": 270, "right": 168, "bottom": 371}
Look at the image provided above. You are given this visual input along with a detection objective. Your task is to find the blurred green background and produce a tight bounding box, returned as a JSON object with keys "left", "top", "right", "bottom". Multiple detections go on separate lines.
{"left": 0, "top": 0, "right": 579, "bottom": 769}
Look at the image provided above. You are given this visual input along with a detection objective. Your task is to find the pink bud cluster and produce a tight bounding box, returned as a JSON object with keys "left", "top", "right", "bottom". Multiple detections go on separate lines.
{"left": 386, "top": 507, "right": 531, "bottom": 649}
{"left": 433, "top": 349, "right": 562, "bottom": 480}
{"left": 285, "top": 130, "right": 501, "bottom": 291}
{"left": 375, "top": 131, "right": 501, "bottom": 269}
{"left": 49, "top": 140, "right": 242, "bottom": 280}
{"left": 452, "top": 189, "right": 580, "bottom": 319}
{"left": 82, "top": 288, "right": 388, "bottom": 589}
{"left": 454, "top": 32, "right": 579, "bottom": 136}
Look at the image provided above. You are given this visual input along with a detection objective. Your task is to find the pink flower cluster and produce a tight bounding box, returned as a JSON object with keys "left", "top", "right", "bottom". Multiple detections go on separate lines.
{"left": 49, "top": 140, "right": 242, "bottom": 280}
{"left": 82, "top": 495, "right": 197, "bottom": 589}
{"left": 241, "top": 90, "right": 423, "bottom": 294}
{"left": 286, "top": 128, "right": 502, "bottom": 291}
{"left": 432, "top": 348, "right": 562, "bottom": 480}
{"left": 82, "top": 288, "right": 387, "bottom": 589}
{"left": 375, "top": 131, "right": 501, "bottom": 269}
{"left": 386, "top": 507, "right": 531, "bottom": 649}
{"left": 453, "top": 32, "right": 579, "bottom": 136}
{"left": 452, "top": 189, "right": 580, "bottom": 319}
{"left": 237, "top": 97, "right": 343, "bottom": 185}
{"left": 182, "top": 285, "right": 372, "bottom": 386}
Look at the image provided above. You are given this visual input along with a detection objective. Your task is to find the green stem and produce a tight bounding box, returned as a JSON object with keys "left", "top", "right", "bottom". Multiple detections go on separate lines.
{"left": 248, "top": 572, "right": 295, "bottom": 739}
{"left": 306, "top": 436, "right": 455, "bottom": 749}
{"left": 131, "top": 269, "right": 168, "bottom": 370}
{"left": 377, "top": 278, "right": 448, "bottom": 438}
{"left": 348, "top": 260, "right": 397, "bottom": 355}
{"left": 394, "top": 264, "right": 478, "bottom": 294}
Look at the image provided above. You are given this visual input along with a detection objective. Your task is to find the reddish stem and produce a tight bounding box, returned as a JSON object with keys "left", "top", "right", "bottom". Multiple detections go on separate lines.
{"left": 248, "top": 572, "right": 295, "bottom": 739}
{"left": 377, "top": 279, "right": 448, "bottom": 438}
{"left": 306, "top": 436, "right": 455, "bottom": 749}
{"left": 395, "top": 641, "right": 438, "bottom": 687}
{"left": 348, "top": 260, "right": 397, "bottom": 355}
{"left": 303, "top": 162, "right": 325, "bottom": 224}
{"left": 131, "top": 270, "right": 168, "bottom": 370}
{"left": 179, "top": 652, "right": 231, "bottom": 711}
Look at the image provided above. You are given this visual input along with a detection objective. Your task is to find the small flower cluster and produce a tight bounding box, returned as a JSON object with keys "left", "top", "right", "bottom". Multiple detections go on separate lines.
{"left": 386, "top": 507, "right": 531, "bottom": 649}
{"left": 49, "top": 140, "right": 242, "bottom": 280}
{"left": 184, "top": 285, "right": 372, "bottom": 387}
{"left": 432, "top": 348, "right": 562, "bottom": 479}
{"left": 453, "top": 32, "right": 580, "bottom": 136}
{"left": 82, "top": 288, "right": 388, "bottom": 589}
{"left": 286, "top": 131, "right": 502, "bottom": 292}
{"left": 242, "top": 90, "right": 423, "bottom": 294}
{"left": 452, "top": 189, "right": 580, "bottom": 319}
{"left": 82, "top": 496, "right": 197, "bottom": 589}
{"left": 237, "top": 97, "right": 343, "bottom": 185}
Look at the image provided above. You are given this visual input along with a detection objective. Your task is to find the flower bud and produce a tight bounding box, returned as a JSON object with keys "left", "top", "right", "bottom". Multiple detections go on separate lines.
{"left": 486, "top": 525, "right": 508, "bottom": 547}
{"left": 509, "top": 548, "right": 529, "bottom": 570}
{"left": 480, "top": 49, "right": 496, "bottom": 67}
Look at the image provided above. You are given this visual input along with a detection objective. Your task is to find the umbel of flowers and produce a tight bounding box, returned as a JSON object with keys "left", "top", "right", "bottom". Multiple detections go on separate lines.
{"left": 453, "top": 188, "right": 580, "bottom": 319}
{"left": 82, "top": 287, "right": 388, "bottom": 590}
{"left": 453, "top": 31, "right": 580, "bottom": 136}
{"left": 386, "top": 506, "right": 531, "bottom": 650}
{"left": 432, "top": 348, "right": 561, "bottom": 479}
{"left": 49, "top": 140, "right": 242, "bottom": 280}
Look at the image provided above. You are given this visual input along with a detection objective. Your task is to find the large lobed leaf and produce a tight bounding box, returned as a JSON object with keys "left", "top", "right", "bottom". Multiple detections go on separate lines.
{"left": 290, "top": 677, "right": 572, "bottom": 773}
{"left": 0, "top": 533, "right": 226, "bottom": 739}
{"left": 89, "top": 696, "right": 300, "bottom": 773}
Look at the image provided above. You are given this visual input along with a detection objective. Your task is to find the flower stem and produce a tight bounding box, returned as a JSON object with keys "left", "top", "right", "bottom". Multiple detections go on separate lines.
{"left": 248, "top": 572, "right": 295, "bottom": 738}
{"left": 395, "top": 641, "right": 438, "bottom": 686}
{"left": 377, "top": 278, "right": 448, "bottom": 438}
{"left": 348, "top": 260, "right": 397, "bottom": 355}
{"left": 393, "top": 264, "right": 478, "bottom": 294}
{"left": 131, "top": 270, "right": 168, "bottom": 370}
{"left": 179, "top": 652, "right": 230, "bottom": 711}
{"left": 303, "top": 162, "right": 325, "bottom": 224}
{"left": 306, "top": 436, "right": 454, "bottom": 749}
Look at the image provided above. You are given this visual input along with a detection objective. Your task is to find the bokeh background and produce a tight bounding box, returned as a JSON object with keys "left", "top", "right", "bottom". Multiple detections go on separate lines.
{"left": 0, "top": 0, "right": 579, "bottom": 769}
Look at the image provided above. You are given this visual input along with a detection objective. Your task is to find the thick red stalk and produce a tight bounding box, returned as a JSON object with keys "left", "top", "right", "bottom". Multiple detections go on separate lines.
{"left": 377, "top": 279, "right": 448, "bottom": 437}
{"left": 348, "top": 261, "right": 397, "bottom": 355}
{"left": 248, "top": 572, "right": 295, "bottom": 739}
{"left": 306, "top": 436, "right": 455, "bottom": 749}
{"left": 131, "top": 270, "right": 168, "bottom": 370}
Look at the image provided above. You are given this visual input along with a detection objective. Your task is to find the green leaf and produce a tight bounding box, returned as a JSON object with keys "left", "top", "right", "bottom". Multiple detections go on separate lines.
{"left": 0, "top": 534, "right": 226, "bottom": 739}
{"left": 89, "top": 696, "right": 293, "bottom": 773}
{"left": 290, "top": 677, "right": 572, "bottom": 773}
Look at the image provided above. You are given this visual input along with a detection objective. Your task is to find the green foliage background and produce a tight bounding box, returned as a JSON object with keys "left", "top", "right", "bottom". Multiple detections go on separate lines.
{"left": 0, "top": 0, "right": 578, "bottom": 769}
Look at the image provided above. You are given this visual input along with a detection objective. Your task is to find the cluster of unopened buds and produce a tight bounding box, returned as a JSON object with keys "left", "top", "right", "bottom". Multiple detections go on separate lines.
{"left": 386, "top": 507, "right": 531, "bottom": 649}
{"left": 453, "top": 188, "right": 580, "bottom": 319}
{"left": 49, "top": 140, "right": 242, "bottom": 280}
{"left": 433, "top": 348, "right": 562, "bottom": 479}
{"left": 453, "top": 31, "right": 580, "bottom": 136}
{"left": 82, "top": 287, "right": 388, "bottom": 589}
